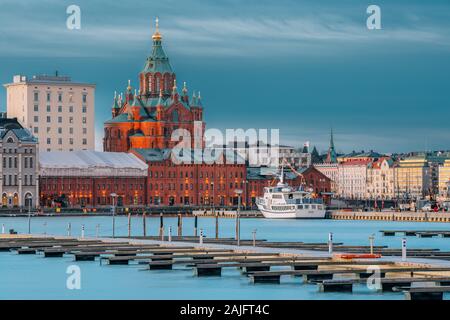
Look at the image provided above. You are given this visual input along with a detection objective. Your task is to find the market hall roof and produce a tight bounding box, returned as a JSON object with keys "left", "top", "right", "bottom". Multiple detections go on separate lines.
{"left": 39, "top": 151, "right": 148, "bottom": 177}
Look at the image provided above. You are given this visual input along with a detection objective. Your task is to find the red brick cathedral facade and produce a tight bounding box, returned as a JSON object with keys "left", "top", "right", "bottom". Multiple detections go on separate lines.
{"left": 103, "top": 20, "right": 204, "bottom": 152}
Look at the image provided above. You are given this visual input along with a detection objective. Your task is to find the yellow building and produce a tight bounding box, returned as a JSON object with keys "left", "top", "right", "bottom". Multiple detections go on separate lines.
{"left": 438, "top": 159, "right": 450, "bottom": 199}
{"left": 394, "top": 157, "right": 431, "bottom": 199}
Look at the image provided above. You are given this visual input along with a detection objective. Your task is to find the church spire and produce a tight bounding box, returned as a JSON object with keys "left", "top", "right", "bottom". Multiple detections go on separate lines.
{"left": 152, "top": 17, "right": 162, "bottom": 41}
{"left": 326, "top": 128, "right": 337, "bottom": 163}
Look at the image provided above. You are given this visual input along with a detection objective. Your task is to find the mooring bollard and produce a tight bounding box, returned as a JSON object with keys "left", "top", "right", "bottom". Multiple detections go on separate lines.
{"left": 143, "top": 212, "right": 147, "bottom": 237}
{"left": 328, "top": 232, "right": 333, "bottom": 255}
{"left": 169, "top": 226, "right": 172, "bottom": 242}
{"left": 177, "top": 213, "right": 182, "bottom": 237}
{"left": 199, "top": 228, "right": 204, "bottom": 245}
{"left": 402, "top": 238, "right": 407, "bottom": 262}
{"left": 252, "top": 229, "right": 257, "bottom": 247}
{"left": 96, "top": 224, "right": 100, "bottom": 238}
{"left": 194, "top": 215, "right": 198, "bottom": 237}
{"left": 159, "top": 213, "right": 164, "bottom": 239}
{"left": 128, "top": 212, "right": 131, "bottom": 238}
{"left": 67, "top": 223, "right": 71, "bottom": 237}
{"left": 1, "top": 223, "right": 5, "bottom": 234}
{"left": 81, "top": 224, "right": 85, "bottom": 239}
{"left": 369, "top": 234, "right": 375, "bottom": 255}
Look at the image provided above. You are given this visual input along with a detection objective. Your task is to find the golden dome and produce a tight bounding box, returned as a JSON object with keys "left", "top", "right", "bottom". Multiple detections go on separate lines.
{"left": 152, "top": 17, "right": 162, "bottom": 41}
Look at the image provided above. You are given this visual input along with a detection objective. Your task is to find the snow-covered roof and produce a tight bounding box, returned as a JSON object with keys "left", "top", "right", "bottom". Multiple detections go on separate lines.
{"left": 39, "top": 151, "right": 148, "bottom": 177}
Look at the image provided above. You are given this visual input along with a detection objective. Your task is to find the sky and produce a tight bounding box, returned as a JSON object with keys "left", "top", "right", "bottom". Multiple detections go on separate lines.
{"left": 0, "top": 0, "right": 449, "bottom": 154}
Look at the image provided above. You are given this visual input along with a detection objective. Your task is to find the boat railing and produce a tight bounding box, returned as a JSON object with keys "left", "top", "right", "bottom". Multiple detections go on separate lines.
{"left": 285, "top": 198, "right": 324, "bottom": 204}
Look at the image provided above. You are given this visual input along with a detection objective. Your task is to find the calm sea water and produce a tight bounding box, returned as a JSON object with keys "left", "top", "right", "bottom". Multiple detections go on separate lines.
{"left": 1, "top": 215, "right": 450, "bottom": 300}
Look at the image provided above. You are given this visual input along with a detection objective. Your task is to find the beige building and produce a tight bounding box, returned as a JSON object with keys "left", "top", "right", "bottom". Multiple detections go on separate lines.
{"left": 4, "top": 74, "right": 95, "bottom": 152}
{"left": 314, "top": 163, "right": 338, "bottom": 194}
{"left": 0, "top": 117, "right": 39, "bottom": 209}
{"left": 394, "top": 157, "right": 431, "bottom": 200}
{"left": 438, "top": 159, "right": 450, "bottom": 199}
{"left": 366, "top": 158, "right": 395, "bottom": 200}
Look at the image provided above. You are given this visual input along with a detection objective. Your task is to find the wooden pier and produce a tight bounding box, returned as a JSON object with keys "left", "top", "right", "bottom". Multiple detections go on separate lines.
{"left": 380, "top": 230, "right": 450, "bottom": 237}
{"left": 331, "top": 211, "right": 450, "bottom": 223}
{"left": 316, "top": 277, "right": 450, "bottom": 293}
{"left": 3, "top": 234, "right": 450, "bottom": 300}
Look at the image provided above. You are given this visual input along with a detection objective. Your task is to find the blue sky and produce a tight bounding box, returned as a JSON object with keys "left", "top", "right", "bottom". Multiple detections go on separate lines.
{"left": 0, "top": 0, "right": 449, "bottom": 154}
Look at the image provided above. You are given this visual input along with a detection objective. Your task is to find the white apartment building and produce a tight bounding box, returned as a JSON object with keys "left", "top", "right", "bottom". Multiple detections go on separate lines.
{"left": 337, "top": 160, "right": 370, "bottom": 199}
{"left": 4, "top": 74, "right": 95, "bottom": 151}
{"left": 278, "top": 144, "right": 311, "bottom": 168}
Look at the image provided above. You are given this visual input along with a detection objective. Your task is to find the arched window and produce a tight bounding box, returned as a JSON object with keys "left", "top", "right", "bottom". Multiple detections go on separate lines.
{"left": 172, "top": 110, "right": 179, "bottom": 122}
{"left": 148, "top": 75, "right": 152, "bottom": 93}
{"left": 155, "top": 75, "right": 160, "bottom": 92}
{"left": 6, "top": 137, "right": 14, "bottom": 143}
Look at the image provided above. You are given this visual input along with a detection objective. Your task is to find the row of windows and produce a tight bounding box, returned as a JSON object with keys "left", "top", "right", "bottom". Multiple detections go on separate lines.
{"left": 149, "top": 171, "right": 244, "bottom": 179}
{"left": 33, "top": 116, "right": 87, "bottom": 124}
{"left": 2, "top": 148, "right": 34, "bottom": 154}
{"left": 33, "top": 92, "right": 88, "bottom": 104}
{"left": 2, "top": 174, "right": 34, "bottom": 186}
{"left": 41, "top": 183, "right": 144, "bottom": 191}
{"left": 148, "top": 182, "right": 244, "bottom": 191}
{"left": 2, "top": 156, "right": 34, "bottom": 169}
{"left": 46, "top": 138, "right": 87, "bottom": 145}
{"left": 33, "top": 105, "right": 87, "bottom": 113}
{"left": 33, "top": 127, "right": 87, "bottom": 135}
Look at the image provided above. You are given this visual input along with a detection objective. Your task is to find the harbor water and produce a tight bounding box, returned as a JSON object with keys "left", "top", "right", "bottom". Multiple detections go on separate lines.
{"left": 2, "top": 215, "right": 450, "bottom": 300}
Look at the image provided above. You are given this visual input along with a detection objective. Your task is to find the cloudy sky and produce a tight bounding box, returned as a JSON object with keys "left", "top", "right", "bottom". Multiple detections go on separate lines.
{"left": 1, "top": 0, "right": 449, "bottom": 154}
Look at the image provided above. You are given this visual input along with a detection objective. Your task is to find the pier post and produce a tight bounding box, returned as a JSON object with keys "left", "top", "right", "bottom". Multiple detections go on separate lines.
{"left": 200, "top": 228, "right": 203, "bottom": 245}
{"left": 159, "top": 213, "right": 164, "bottom": 240}
{"left": 43, "top": 222, "right": 47, "bottom": 235}
{"left": 252, "top": 229, "right": 257, "bottom": 247}
{"left": 169, "top": 226, "right": 172, "bottom": 242}
{"left": 369, "top": 234, "right": 375, "bottom": 254}
{"left": 128, "top": 212, "right": 131, "bottom": 238}
{"left": 177, "top": 213, "right": 182, "bottom": 237}
{"left": 328, "top": 232, "right": 333, "bottom": 255}
{"left": 96, "top": 224, "right": 100, "bottom": 238}
{"left": 143, "top": 212, "right": 147, "bottom": 237}
{"left": 67, "top": 223, "right": 71, "bottom": 236}
{"left": 81, "top": 224, "right": 85, "bottom": 239}
{"left": 402, "top": 238, "right": 407, "bottom": 262}
{"left": 1, "top": 224, "right": 4, "bottom": 234}
{"left": 215, "top": 211, "right": 219, "bottom": 239}
{"left": 194, "top": 215, "right": 198, "bottom": 237}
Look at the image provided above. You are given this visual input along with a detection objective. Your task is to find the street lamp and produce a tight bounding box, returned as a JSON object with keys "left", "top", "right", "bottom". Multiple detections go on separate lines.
{"left": 27, "top": 194, "right": 32, "bottom": 234}
{"left": 446, "top": 180, "right": 450, "bottom": 200}
{"left": 110, "top": 193, "right": 117, "bottom": 238}
{"left": 234, "top": 189, "right": 243, "bottom": 246}
{"left": 212, "top": 182, "right": 218, "bottom": 239}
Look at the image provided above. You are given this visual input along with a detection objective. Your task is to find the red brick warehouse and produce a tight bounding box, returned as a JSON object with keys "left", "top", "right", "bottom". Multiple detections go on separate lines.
{"left": 39, "top": 151, "right": 148, "bottom": 208}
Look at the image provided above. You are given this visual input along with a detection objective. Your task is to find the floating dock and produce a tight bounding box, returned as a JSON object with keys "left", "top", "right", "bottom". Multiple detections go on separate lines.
{"left": 2, "top": 234, "right": 450, "bottom": 300}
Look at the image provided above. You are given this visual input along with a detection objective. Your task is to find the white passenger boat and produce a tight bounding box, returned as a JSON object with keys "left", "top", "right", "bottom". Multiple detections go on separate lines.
{"left": 256, "top": 168, "right": 326, "bottom": 219}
